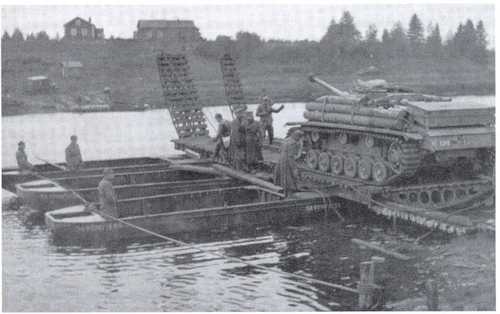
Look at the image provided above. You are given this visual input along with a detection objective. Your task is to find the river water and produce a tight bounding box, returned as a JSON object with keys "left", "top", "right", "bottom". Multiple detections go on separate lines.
{"left": 2, "top": 97, "right": 494, "bottom": 311}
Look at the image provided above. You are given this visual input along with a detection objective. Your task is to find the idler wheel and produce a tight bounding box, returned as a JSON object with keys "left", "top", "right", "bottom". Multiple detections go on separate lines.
{"left": 388, "top": 142, "right": 403, "bottom": 173}
{"left": 318, "top": 152, "right": 331, "bottom": 172}
{"left": 372, "top": 162, "right": 388, "bottom": 183}
{"left": 344, "top": 156, "right": 357, "bottom": 178}
{"left": 306, "top": 150, "right": 319, "bottom": 170}
{"left": 358, "top": 159, "right": 372, "bottom": 181}
{"left": 331, "top": 155, "right": 344, "bottom": 175}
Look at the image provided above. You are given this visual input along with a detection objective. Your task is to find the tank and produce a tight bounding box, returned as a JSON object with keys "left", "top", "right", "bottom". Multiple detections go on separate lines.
{"left": 295, "top": 75, "right": 495, "bottom": 186}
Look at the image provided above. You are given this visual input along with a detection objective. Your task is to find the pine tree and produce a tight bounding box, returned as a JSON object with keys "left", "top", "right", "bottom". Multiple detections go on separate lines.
{"left": 365, "top": 24, "right": 378, "bottom": 42}
{"left": 390, "top": 22, "right": 409, "bottom": 57}
{"left": 2, "top": 31, "right": 10, "bottom": 41}
{"left": 11, "top": 28, "right": 24, "bottom": 41}
{"left": 426, "top": 23, "right": 442, "bottom": 56}
{"left": 381, "top": 29, "right": 390, "bottom": 44}
{"left": 407, "top": 14, "right": 424, "bottom": 53}
{"left": 474, "top": 20, "right": 488, "bottom": 64}
{"left": 36, "top": 31, "right": 50, "bottom": 41}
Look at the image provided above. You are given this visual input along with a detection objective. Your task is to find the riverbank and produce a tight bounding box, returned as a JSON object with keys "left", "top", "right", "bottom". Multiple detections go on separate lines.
{"left": 2, "top": 40, "right": 495, "bottom": 116}
{"left": 388, "top": 232, "right": 495, "bottom": 310}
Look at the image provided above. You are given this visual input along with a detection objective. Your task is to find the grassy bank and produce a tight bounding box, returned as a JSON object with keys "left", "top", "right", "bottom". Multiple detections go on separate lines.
{"left": 1, "top": 40, "right": 495, "bottom": 116}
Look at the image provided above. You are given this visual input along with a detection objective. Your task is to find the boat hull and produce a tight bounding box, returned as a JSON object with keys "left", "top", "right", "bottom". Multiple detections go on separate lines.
{"left": 45, "top": 192, "right": 331, "bottom": 243}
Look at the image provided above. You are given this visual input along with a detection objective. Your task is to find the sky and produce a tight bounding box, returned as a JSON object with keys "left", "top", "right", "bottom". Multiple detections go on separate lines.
{"left": 1, "top": 4, "right": 495, "bottom": 46}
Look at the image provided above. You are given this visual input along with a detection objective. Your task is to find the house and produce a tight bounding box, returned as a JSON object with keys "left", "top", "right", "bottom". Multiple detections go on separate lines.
{"left": 134, "top": 20, "right": 202, "bottom": 46}
{"left": 64, "top": 17, "right": 104, "bottom": 40}
{"left": 25, "top": 76, "right": 55, "bottom": 94}
{"left": 61, "top": 61, "right": 83, "bottom": 78}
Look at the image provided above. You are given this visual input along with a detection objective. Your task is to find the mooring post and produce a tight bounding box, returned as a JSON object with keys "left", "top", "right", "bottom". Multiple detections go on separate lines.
{"left": 370, "top": 256, "right": 386, "bottom": 309}
{"left": 358, "top": 261, "right": 375, "bottom": 309}
{"left": 425, "top": 279, "right": 439, "bottom": 310}
{"left": 392, "top": 215, "right": 397, "bottom": 233}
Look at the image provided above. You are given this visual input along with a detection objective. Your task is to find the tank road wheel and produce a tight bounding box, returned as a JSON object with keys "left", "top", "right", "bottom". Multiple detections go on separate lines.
{"left": 344, "top": 156, "right": 357, "bottom": 178}
{"left": 338, "top": 133, "right": 348, "bottom": 145}
{"left": 388, "top": 142, "right": 403, "bottom": 173}
{"left": 364, "top": 135, "right": 375, "bottom": 148}
{"left": 306, "top": 150, "right": 319, "bottom": 170}
{"left": 331, "top": 155, "right": 344, "bottom": 175}
{"left": 358, "top": 159, "right": 372, "bottom": 181}
{"left": 372, "top": 162, "right": 388, "bottom": 183}
{"left": 318, "top": 152, "right": 331, "bottom": 172}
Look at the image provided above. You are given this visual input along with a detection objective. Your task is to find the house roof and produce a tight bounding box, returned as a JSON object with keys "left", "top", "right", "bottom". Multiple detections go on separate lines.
{"left": 27, "top": 76, "right": 49, "bottom": 81}
{"left": 137, "top": 20, "right": 196, "bottom": 29}
{"left": 64, "top": 17, "right": 93, "bottom": 27}
{"left": 61, "top": 61, "right": 83, "bottom": 68}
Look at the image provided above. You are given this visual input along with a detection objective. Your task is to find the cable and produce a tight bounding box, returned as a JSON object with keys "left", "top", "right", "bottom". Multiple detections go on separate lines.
{"left": 33, "top": 156, "right": 358, "bottom": 295}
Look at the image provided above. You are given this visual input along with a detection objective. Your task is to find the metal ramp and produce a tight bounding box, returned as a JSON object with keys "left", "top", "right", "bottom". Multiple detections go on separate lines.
{"left": 157, "top": 53, "right": 208, "bottom": 138}
{"left": 220, "top": 53, "right": 246, "bottom": 116}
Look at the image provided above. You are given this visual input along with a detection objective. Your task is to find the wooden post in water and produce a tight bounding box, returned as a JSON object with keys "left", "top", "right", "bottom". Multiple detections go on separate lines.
{"left": 358, "top": 261, "right": 374, "bottom": 309}
{"left": 425, "top": 279, "right": 439, "bottom": 310}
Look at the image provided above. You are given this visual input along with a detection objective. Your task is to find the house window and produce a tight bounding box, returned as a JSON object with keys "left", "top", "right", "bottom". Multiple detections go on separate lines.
{"left": 146, "top": 30, "right": 153, "bottom": 39}
{"left": 71, "top": 28, "right": 77, "bottom": 36}
{"left": 75, "top": 19, "right": 81, "bottom": 26}
{"left": 81, "top": 28, "right": 88, "bottom": 37}
{"left": 157, "top": 30, "right": 163, "bottom": 39}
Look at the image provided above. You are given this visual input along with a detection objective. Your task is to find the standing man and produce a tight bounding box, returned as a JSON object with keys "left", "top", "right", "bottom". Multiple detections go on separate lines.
{"left": 65, "top": 135, "right": 83, "bottom": 171}
{"left": 245, "top": 112, "right": 264, "bottom": 172}
{"left": 274, "top": 130, "right": 304, "bottom": 197}
{"left": 229, "top": 107, "right": 248, "bottom": 171}
{"left": 212, "top": 113, "right": 231, "bottom": 161}
{"left": 256, "top": 95, "right": 284, "bottom": 145}
{"left": 16, "top": 141, "right": 33, "bottom": 172}
{"left": 98, "top": 168, "right": 118, "bottom": 218}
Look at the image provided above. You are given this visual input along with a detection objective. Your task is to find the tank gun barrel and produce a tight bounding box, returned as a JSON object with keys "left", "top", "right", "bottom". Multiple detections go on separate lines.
{"left": 308, "top": 74, "right": 350, "bottom": 97}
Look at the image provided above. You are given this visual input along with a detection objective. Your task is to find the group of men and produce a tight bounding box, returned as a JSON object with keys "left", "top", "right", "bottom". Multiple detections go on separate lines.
{"left": 212, "top": 94, "right": 305, "bottom": 196}
{"left": 213, "top": 95, "right": 284, "bottom": 173}
{"left": 16, "top": 136, "right": 117, "bottom": 218}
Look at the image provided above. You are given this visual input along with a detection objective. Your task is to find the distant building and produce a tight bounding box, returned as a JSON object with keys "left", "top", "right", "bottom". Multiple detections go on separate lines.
{"left": 134, "top": 20, "right": 202, "bottom": 46}
{"left": 64, "top": 17, "right": 104, "bottom": 40}
{"left": 61, "top": 61, "right": 83, "bottom": 78}
{"left": 25, "top": 76, "right": 55, "bottom": 94}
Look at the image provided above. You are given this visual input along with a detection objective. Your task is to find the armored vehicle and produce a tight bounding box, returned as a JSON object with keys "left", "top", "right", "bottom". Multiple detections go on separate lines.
{"left": 291, "top": 75, "right": 494, "bottom": 210}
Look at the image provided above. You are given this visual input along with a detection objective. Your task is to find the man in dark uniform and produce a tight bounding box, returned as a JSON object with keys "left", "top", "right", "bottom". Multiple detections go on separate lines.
{"left": 16, "top": 141, "right": 33, "bottom": 172}
{"left": 256, "top": 95, "right": 284, "bottom": 145}
{"left": 274, "top": 130, "right": 304, "bottom": 196}
{"left": 245, "top": 112, "right": 264, "bottom": 172}
{"left": 212, "top": 113, "right": 231, "bottom": 161}
{"left": 229, "top": 107, "right": 248, "bottom": 171}
{"left": 65, "top": 135, "right": 83, "bottom": 171}
{"left": 98, "top": 168, "right": 118, "bottom": 218}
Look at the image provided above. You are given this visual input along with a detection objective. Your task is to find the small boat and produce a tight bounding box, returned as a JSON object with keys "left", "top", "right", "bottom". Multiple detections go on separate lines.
{"left": 2, "top": 156, "right": 169, "bottom": 191}
{"left": 16, "top": 165, "right": 221, "bottom": 214}
{"left": 45, "top": 188, "right": 331, "bottom": 242}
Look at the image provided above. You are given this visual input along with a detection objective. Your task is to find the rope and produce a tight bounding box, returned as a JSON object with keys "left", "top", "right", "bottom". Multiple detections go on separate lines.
{"left": 33, "top": 156, "right": 358, "bottom": 295}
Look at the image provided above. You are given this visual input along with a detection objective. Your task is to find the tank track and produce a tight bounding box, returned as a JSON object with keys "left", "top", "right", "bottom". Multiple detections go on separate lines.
{"left": 300, "top": 127, "right": 422, "bottom": 185}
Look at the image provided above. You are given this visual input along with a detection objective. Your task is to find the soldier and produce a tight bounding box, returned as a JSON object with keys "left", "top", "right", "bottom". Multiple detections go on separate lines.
{"left": 274, "top": 130, "right": 304, "bottom": 196}
{"left": 229, "top": 107, "right": 248, "bottom": 171}
{"left": 98, "top": 168, "right": 118, "bottom": 218}
{"left": 65, "top": 135, "right": 83, "bottom": 171}
{"left": 212, "top": 113, "right": 231, "bottom": 161}
{"left": 245, "top": 112, "right": 264, "bottom": 172}
{"left": 256, "top": 95, "right": 284, "bottom": 145}
{"left": 16, "top": 141, "right": 33, "bottom": 172}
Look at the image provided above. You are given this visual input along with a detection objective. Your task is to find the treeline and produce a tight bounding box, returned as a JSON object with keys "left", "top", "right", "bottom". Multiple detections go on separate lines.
{"left": 194, "top": 11, "right": 492, "bottom": 67}
{"left": 2, "top": 28, "right": 54, "bottom": 41}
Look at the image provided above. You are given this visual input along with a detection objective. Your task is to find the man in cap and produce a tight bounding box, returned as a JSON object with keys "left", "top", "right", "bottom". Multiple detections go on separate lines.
{"left": 212, "top": 113, "right": 231, "bottom": 161}
{"left": 65, "top": 135, "right": 83, "bottom": 171}
{"left": 16, "top": 141, "right": 33, "bottom": 172}
{"left": 229, "top": 107, "right": 248, "bottom": 171}
{"left": 256, "top": 94, "right": 284, "bottom": 145}
{"left": 245, "top": 112, "right": 264, "bottom": 172}
{"left": 274, "top": 130, "right": 304, "bottom": 196}
{"left": 98, "top": 168, "right": 118, "bottom": 218}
